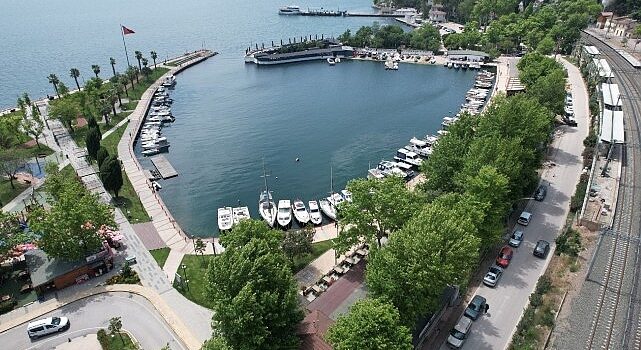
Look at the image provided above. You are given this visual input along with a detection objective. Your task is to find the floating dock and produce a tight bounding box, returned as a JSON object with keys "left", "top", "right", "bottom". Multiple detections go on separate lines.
{"left": 150, "top": 155, "right": 178, "bottom": 179}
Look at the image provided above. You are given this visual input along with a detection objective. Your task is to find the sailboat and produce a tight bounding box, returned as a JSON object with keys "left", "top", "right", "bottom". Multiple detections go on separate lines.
{"left": 258, "top": 160, "right": 277, "bottom": 227}
{"left": 320, "top": 166, "right": 338, "bottom": 220}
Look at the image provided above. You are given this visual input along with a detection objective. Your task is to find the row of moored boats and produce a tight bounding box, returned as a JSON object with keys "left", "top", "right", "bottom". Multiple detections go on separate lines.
{"left": 140, "top": 75, "right": 177, "bottom": 156}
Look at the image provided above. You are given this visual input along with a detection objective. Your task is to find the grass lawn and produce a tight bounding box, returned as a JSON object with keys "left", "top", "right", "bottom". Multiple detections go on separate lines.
{"left": 128, "top": 68, "right": 169, "bottom": 101}
{"left": 23, "top": 144, "right": 54, "bottom": 158}
{"left": 175, "top": 254, "right": 214, "bottom": 309}
{"left": 0, "top": 179, "right": 29, "bottom": 207}
{"left": 149, "top": 248, "right": 170, "bottom": 268}
{"left": 60, "top": 164, "right": 76, "bottom": 178}
{"left": 292, "top": 239, "right": 336, "bottom": 273}
{"left": 101, "top": 123, "right": 149, "bottom": 223}
{"left": 104, "top": 332, "right": 137, "bottom": 350}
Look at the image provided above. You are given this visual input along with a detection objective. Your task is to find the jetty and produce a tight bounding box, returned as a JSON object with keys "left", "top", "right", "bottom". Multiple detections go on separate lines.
{"left": 150, "top": 155, "right": 178, "bottom": 179}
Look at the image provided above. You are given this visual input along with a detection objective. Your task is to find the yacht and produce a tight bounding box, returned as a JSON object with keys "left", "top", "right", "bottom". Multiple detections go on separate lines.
{"left": 328, "top": 192, "right": 345, "bottom": 209}
{"left": 340, "top": 189, "right": 353, "bottom": 202}
{"left": 308, "top": 200, "right": 323, "bottom": 225}
{"left": 277, "top": 200, "right": 292, "bottom": 228}
{"left": 279, "top": 5, "right": 301, "bottom": 15}
{"left": 319, "top": 198, "right": 337, "bottom": 220}
{"left": 405, "top": 137, "right": 432, "bottom": 158}
{"left": 217, "top": 207, "right": 233, "bottom": 232}
{"left": 232, "top": 206, "right": 250, "bottom": 225}
{"left": 394, "top": 148, "right": 423, "bottom": 168}
{"left": 292, "top": 199, "right": 310, "bottom": 225}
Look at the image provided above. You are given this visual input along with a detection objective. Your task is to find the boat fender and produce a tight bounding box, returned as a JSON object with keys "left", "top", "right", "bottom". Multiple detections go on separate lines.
{"left": 296, "top": 158, "right": 300, "bottom": 162}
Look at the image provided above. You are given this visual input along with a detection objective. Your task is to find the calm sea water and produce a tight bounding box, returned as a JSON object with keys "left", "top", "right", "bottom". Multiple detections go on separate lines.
{"left": 2, "top": 0, "right": 477, "bottom": 236}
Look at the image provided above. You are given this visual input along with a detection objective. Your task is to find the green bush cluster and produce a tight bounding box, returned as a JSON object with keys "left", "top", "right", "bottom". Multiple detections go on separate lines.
{"left": 555, "top": 228, "right": 582, "bottom": 257}
{"left": 106, "top": 263, "right": 140, "bottom": 285}
{"left": 570, "top": 174, "right": 589, "bottom": 213}
{"left": 511, "top": 275, "right": 555, "bottom": 349}
{"left": 97, "top": 329, "right": 109, "bottom": 349}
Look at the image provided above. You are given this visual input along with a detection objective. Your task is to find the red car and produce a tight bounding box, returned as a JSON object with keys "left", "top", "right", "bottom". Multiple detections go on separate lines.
{"left": 496, "top": 246, "right": 513, "bottom": 268}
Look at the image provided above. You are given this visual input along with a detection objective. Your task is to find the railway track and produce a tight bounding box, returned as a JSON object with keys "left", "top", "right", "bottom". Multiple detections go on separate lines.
{"left": 582, "top": 34, "right": 641, "bottom": 350}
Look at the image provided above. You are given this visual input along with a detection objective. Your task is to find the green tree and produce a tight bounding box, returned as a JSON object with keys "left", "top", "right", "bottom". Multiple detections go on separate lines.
{"left": 202, "top": 337, "right": 232, "bottom": 350}
{"left": 281, "top": 226, "right": 314, "bottom": 262}
{"left": 367, "top": 193, "right": 481, "bottom": 327}
{"left": 517, "top": 52, "right": 564, "bottom": 86}
{"left": 109, "top": 57, "right": 117, "bottom": 77}
{"left": 119, "top": 74, "right": 130, "bottom": 97}
{"left": 0, "top": 113, "right": 24, "bottom": 149}
{"left": 194, "top": 237, "right": 206, "bottom": 263}
{"left": 0, "top": 149, "right": 29, "bottom": 189}
{"left": 85, "top": 127, "right": 102, "bottom": 160}
{"left": 536, "top": 36, "right": 555, "bottom": 55}
{"left": 0, "top": 211, "right": 27, "bottom": 259}
{"left": 69, "top": 68, "right": 81, "bottom": 91}
{"left": 30, "top": 168, "right": 115, "bottom": 260}
{"left": 98, "top": 99, "right": 112, "bottom": 126}
{"left": 49, "top": 98, "right": 80, "bottom": 132}
{"left": 21, "top": 112, "right": 45, "bottom": 149}
{"left": 57, "top": 82, "right": 70, "bottom": 96}
{"left": 150, "top": 51, "right": 158, "bottom": 68}
{"left": 326, "top": 298, "right": 413, "bottom": 350}
{"left": 141, "top": 66, "right": 153, "bottom": 81}
{"left": 100, "top": 155, "right": 123, "bottom": 198}
{"left": 108, "top": 316, "right": 124, "bottom": 344}
{"left": 338, "top": 176, "right": 419, "bottom": 253}
{"left": 135, "top": 51, "right": 143, "bottom": 70}
{"left": 47, "top": 73, "right": 60, "bottom": 98}
{"left": 527, "top": 69, "right": 567, "bottom": 115}
{"left": 206, "top": 219, "right": 301, "bottom": 350}
{"left": 96, "top": 146, "right": 109, "bottom": 168}
{"left": 409, "top": 25, "right": 442, "bottom": 51}
{"left": 22, "top": 92, "right": 31, "bottom": 107}
{"left": 91, "top": 64, "right": 101, "bottom": 78}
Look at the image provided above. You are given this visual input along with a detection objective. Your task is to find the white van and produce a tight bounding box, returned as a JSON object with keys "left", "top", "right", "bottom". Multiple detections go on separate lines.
{"left": 447, "top": 315, "right": 473, "bottom": 348}
{"left": 517, "top": 211, "right": 532, "bottom": 226}
{"left": 27, "top": 316, "right": 70, "bottom": 339}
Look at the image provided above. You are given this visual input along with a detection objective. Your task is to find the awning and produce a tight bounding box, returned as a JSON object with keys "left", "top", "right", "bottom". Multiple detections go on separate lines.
{"left": 601, "top": 83, "right": 621, "bottom": 108}
{"left": 600, "top": 110, "right": 625, "bottom": 143}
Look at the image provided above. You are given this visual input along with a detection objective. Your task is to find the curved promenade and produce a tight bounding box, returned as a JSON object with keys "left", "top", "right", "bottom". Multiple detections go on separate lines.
{"left": 117, "top": 50, "right": 217, "bottom": 256}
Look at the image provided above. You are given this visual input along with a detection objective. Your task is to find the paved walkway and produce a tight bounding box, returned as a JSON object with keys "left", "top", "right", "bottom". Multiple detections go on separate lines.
{"left": 163, "top": 250, "right": 185, "bottom": 283}
{"left": 55, "top": 334, "right": 101, "bottom": 350}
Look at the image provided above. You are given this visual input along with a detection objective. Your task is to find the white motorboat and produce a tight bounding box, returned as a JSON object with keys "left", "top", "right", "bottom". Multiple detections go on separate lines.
{"left": 232, "top": 206, "right": 250, "bottom": 225}
{"left": 319, "top": 198, "right": 337, "bottom": 220}
{"left": 259, "top": 191, "right": 276, "bottom": 227}
{"left": 279, "top": 5, "right": 301, "bottom": 15}
{"left": 277, "top": 199, "right": 292, "bottom": 228}
{"left": 308, "top": 200, "right": 323, "bottom": 225}
{"left": 328, "top": 192, "right": 345, "bottom": 208}
{"left": 406, "top": 137, "right": 432, "bottom": 158}
{"left": 292, "top": 199, "right": 310, "bottom": 225}
{"left": 258, "top": 161, "right": 277, "bottom": 227}
{"left": 340, "top": 189, "right": 353, "bottom": 202}
{"left": 217, "top": 207, "right": 233, "bottom": 231}
{"left": 141, "top": 148, "right": 160, "bottom": 156}
{"left": 327, "top": 57, "right": 336, "bottom": 65}
{"left": 368, "top": 160, "right": 409, "bottom": 180}
{"left": 394, "top": 148, "right": 422, "bottom": 168}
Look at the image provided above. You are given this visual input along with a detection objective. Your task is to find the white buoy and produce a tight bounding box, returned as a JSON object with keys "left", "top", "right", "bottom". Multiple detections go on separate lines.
{"left": 295, "top": 158, "right": 300, "bottom": 162}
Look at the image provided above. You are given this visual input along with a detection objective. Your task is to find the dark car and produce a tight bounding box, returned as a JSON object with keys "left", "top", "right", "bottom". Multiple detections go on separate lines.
{"left": 534, "top": 185, "right": 547, "bottom": 201}
{"left": 464, "top": 295, "right": 487, "bottom": 320}
{"left": 533, "top": 240, "right": 550, "bottom": 258}
{"left": 496, "top": 246, "right": 514, "bottom": 268}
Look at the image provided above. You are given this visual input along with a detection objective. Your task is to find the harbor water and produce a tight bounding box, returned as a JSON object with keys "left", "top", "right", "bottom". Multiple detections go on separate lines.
{"left": 3, "top": 0, "right": 478, "bottom": 237}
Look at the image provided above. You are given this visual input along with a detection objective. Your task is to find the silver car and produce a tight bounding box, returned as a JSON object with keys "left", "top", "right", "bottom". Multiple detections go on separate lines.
{"left": 483, "top": 265, "right": 504, "bottom": 287}
{"left": 509, "top": 230, "right": 524, "bottom": 247}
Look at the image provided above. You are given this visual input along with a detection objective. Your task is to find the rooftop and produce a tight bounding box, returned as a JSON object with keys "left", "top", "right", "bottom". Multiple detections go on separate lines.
{"left": 25, "top": 247, "right": 111, "bottom": 287}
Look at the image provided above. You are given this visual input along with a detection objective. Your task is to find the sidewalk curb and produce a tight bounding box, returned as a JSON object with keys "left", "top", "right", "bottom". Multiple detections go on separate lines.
{"left": 0, "top": 285, "right": 202, "bottom": 350}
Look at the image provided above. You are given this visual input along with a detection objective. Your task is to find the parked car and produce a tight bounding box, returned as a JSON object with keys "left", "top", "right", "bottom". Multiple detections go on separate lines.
{"left": 509, "top": 230, "right": 524, "bottom": 247}
{"left": 533, "top": 240, "right": 550, "bottom": 258}
{"left": 517, "top": 211, "right": 532, "bottom": 226}
{"left": 496, "top": 246, "right": 514, "bottom": 268}
{"left": 464, "top": 295, "right": 487, "bottom": 320}
{"left": 534, "top": 185, "right": 547, "bottom": 201}
{"left": 446, "top": 315, "right": 473, "bottom": 348}
{"left": 27, "top": 316, "right": 70, "bottom": 339}
{"left": 483, "top": 265, "right": 504, "bottom": 287}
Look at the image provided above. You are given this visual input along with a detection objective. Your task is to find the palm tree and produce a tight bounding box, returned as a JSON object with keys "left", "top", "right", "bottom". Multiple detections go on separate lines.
{"left": 142, "top": 58, "right": 149, "bottom": 68}
{"left": 91, "top": 65, "right": 101, "bottom": 78}
{"left": 47, "top": 73, "right": 60, "bottom": 98}
{"left": 134, "top": 51, "right": 143, "bottom": 70}
{"left": 150, "top": 51, "right": 158, "bottom": 69}
{"left": 119, "top": 74, "right": 129, "bottom": 97}
{"left": 126, "top": 66, "right": 137, "bottom": 87}
{"left": 69, "top": 68, "right": 81, "bottom": 91}
{"left": 109, "top": 57, "right": 117, "bottom": 77}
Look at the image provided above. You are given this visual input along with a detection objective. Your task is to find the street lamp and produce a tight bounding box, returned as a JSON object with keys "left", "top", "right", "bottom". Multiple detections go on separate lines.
{"left": 181, "top": 264, "right": 189, "bottom": 291}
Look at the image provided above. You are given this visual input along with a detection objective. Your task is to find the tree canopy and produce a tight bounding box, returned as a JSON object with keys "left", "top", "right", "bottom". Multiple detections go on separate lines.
{"left": 29, "top": 165, "right": 114, "bottom": 260}
{"left": 326, "top": 298, "right": 413, "bottom": 350}
{"left": 99, "top": 155, "right": 123, "bottom": 198}
{"left": 206, "top": 219, "right": 302, "bottom": 350}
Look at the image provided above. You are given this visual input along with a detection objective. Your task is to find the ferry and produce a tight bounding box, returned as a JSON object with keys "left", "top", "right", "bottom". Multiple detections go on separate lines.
{"left": 279, "top": 5, "right": 301, "bottom": 15}
{"left": 245, "top": 39, "right": 353, "bottom": 65}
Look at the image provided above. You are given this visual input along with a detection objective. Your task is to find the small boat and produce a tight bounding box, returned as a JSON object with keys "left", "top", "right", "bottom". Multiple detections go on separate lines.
{"left": 335, "top": 57, "right": 341, "bottom": 63}
{"left": 217, "top": 207, "right": 233, "bottom": 232}
{"left": 340, "top": 189, "right": 353, "bottom": 202}
{"left": 277, "top": 199, "right": 292, "bottom": 228}
{"left": 232, "top": 206, "right": 250, "bottom": 225}
{"left": 279, "top": 5, "right": 301, "bottom": 15}
{"left": 151, "top": 181, "right": 162, "bottom": 191}
{"left": 292, "top": 199, "right": 310, "bottom": 225}
{"left": 327, "top": 57, "right": 336, "bottom": 65}
{"left": 308, "top": 200, "right": 322, "bottom": 225}
{"left": 319, "top": 198, "right": 337, "bottom": 220}
{"left": 259, "top": 190, "right": 276, "bottom": 227}
{"left": 328, "top": 192, "right": 345, "bottom": 208}
{"left": 141, "top": 148, "right": 160, "bottom": 156}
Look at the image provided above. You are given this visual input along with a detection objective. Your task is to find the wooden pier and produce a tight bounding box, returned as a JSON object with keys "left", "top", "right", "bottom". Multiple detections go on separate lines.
{"left": 150, "top": 155, "right": 178, "bottom": 179}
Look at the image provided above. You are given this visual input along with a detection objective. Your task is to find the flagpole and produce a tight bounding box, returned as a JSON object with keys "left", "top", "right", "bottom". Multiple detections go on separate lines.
{"left": 120, "top": 24, "right": 132, "bottom": 67}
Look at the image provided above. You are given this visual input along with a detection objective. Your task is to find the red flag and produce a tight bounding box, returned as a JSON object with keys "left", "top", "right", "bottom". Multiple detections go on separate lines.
{"left": 122, "top": 25, "right": 135, "bottom": 35}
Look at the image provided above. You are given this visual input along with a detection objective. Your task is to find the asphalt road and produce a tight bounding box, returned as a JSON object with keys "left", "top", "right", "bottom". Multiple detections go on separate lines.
{"left": 0, "top": 292, "right": 186, "bottom": 350}
{"left": 439, "top": 58, "right": 589, "bottom": 350}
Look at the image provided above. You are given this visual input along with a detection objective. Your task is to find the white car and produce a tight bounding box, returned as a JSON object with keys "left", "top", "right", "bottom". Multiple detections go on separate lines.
{"left": 27, "top": 316, "right": 70, "bottom": 339}
{"left": 483, "top": 265, "right": 504, "bottom": 287}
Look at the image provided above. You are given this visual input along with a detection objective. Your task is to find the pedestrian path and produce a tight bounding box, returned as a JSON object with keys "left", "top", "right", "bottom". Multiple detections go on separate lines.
{"left": 163, "top": 250, "right": 185, "bottom": 283}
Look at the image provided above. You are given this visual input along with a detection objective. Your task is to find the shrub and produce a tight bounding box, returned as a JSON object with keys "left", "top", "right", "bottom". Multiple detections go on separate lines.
{"left": 0, "top": 299, "right": 17, "bottom": 315}
{"left": 535, "top": 275, "right": 552, "bottom": 295}
{"left": 97, "top": 329, "right": 109, "bottom": 349}
{"left": 556, "top": 228, "right": 582, "bottom": 257}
